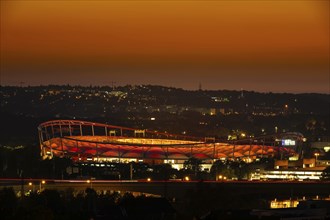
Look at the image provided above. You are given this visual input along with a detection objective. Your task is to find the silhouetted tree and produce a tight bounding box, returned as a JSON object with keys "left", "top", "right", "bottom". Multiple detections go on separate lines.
{"left": 184, "top": 157, "right": 202, "bottom": 178}
{"left": 0, "top": 187, "right": 17, "bottom": 219}
{"left": 152, "top": 163, "right": 172, "bottom": 180}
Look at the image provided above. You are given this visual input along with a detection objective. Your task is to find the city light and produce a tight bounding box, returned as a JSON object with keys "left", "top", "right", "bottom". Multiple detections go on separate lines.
{"left": 28, "top": 182, "right": 34, "bottom": 192}
{"left": 147, "top": 178, "right": 151, "bottom": 182}
{"left": 39, "top": 180, "right": 46, "bottom": 192}
{"left": 184, "top": 176, "right": 190, "bottom": 181}
{"left": 218, "top": 175, "right": 227, "bottom": 181}
{"left": 86, "top": 178, "right": 94, "bottom": 188}
{"left": 314, "top": 152, "right": 320, "bottom": 165}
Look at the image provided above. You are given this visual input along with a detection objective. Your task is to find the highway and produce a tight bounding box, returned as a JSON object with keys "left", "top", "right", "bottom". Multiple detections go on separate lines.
{"left": 1, "top": 178, "right": 330, "bottom": 201}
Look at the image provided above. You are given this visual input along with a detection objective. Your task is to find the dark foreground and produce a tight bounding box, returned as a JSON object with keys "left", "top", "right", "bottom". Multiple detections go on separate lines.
{"left": 1, "top": 179, "right": 330, "bottom": 219}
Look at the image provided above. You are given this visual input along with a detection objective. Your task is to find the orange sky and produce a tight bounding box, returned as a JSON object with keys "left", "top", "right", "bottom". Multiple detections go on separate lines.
{"left": 1, "top": 0, "right": 329, "bottom": 93}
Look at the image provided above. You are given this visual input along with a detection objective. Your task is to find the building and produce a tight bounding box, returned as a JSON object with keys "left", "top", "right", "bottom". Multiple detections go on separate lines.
{"left": 259, "top": 159, "right": 327, "bottom": 181}
{"left": 38, "top": 120, "right": 300, "bottom": 169}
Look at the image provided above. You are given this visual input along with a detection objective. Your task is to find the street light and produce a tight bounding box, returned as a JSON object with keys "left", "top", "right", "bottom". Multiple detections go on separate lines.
{"left": 147, "top": 178, "right": 151, "bottom": 182}
{"left": 218, "top": 175, "right": 227, "bottom": 181}
{"left": 39, "top": 180, "right": 46, "bottom": 192}
{"left": 184, "top": 176, "right": 190, "bottom": 181}
{"left": 314, "top": 152, "right": 320, "bottom": 166}
{"left": 87, "top": 178, "right": 95, "bottom": 188}
{"left": 86, "top": 179, "right": 92, "bottom": 188}
{"left": 28, "top": 182, "right": 34, "bottom": 192}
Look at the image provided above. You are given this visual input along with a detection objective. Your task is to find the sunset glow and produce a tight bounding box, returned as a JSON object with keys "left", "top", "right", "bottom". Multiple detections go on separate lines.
{"left": 1, "top": 1, "right": 329, "bottom": 93}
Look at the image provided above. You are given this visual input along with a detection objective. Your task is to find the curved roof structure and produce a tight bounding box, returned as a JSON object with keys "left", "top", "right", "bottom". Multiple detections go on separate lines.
{"left": 38, "top": 120, "right": 297, "bottom": 162}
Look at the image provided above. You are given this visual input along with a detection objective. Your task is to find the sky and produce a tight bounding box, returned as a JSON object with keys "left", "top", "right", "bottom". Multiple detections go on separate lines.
{"left": 1, "top": 0, "right": 329, "bottom": 93}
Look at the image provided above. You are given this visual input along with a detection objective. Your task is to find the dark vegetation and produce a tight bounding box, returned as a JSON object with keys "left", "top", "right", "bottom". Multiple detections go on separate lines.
{"left": 0, "top": 187, "right": 176, "bottom": 220}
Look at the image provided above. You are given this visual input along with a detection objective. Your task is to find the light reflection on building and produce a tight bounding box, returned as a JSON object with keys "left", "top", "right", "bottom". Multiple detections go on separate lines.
{"left": 270, "top": 195, "right": 330, "bottom": 209}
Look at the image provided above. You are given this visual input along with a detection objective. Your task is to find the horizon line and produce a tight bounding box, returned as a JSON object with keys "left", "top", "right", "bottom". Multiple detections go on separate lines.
{"left": 1, "top": 83, "right": 329, "bottom": 95}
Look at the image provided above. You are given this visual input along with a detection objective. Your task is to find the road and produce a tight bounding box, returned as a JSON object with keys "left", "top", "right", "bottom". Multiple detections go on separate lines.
{"left": 1, "top": 179, "right": 329, "bottom": 201}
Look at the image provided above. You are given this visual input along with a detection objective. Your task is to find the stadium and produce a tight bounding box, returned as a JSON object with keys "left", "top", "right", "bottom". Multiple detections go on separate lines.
{"left": 38, "top": 120, "right": 301, "bottom": 169}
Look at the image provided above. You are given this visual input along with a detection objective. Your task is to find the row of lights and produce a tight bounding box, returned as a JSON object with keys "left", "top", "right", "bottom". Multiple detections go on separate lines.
{"left": 28, "top": 180, "right": 46, "bottom": 192}
{"left": 218, "top": 175, "right": 227, "bottom": 181}
{"left": 28, "top": 175, "right": 225, "bottom": 189}
{"left": 146, "top": 176, "right": 191, "bottom": 182}
{"left": 27, "top": 175, "right": 227, "bottom": 193}
{"left": 145, "top": 176, "right": 226, "bottom": 181}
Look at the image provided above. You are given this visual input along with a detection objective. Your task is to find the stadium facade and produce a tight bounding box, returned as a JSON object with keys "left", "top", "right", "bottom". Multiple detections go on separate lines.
{"left": 38, "top": 120, "right": 301, "bottom": 169}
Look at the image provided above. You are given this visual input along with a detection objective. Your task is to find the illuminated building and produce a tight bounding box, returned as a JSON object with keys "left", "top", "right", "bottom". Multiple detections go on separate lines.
{"left": 38, "top": 120, "right": 299, "bottom": 167}
{"left": 256, "top": 159, "right": 327, "bottom": 181}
